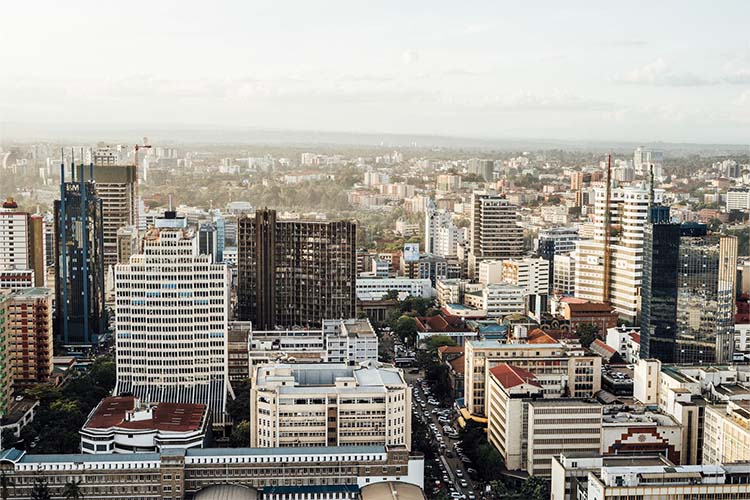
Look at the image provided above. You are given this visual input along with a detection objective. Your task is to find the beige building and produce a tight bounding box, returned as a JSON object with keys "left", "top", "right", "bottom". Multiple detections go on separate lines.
{"left": 6, "top": 288, "right": 53, "bottom": 388}
{"left": 464, "top": 339, "right": 601, "bottom": 416}
{"left": 485, "top": 363, "right": 603, "bottom": 475}
{"left": 703, "top": 401, "right": 750, "bottom": 464}
{"left": 250, "top": 362, "right": 411, "bottom": 450}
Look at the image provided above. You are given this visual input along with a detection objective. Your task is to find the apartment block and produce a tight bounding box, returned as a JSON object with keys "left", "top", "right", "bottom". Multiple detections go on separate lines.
{"left": 468, "top": 192, "right": 523, "bottom": 278}
{"left": 250, "top": 363, "right": 411, "bottom": 450}
{"left": 703, "top": 401, "right": 750, "bottom": 464}
{"left": 6, "top": 288, "right": 53, "bottom": 388}
{"left": 0, "top": 291, "right": 13, "bottom": 414}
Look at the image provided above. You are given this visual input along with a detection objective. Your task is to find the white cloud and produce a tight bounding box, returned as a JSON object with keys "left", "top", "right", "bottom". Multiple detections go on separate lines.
{"left": 401, "top": 50, "right": 420, "bottom": 65}
{"left": 619, "top": 58, "right": 716, "bottom": 86}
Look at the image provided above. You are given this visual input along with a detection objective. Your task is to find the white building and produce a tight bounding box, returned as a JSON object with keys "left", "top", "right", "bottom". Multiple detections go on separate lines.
{"left": 502, "top": 257, "right": 550, "bottom": 296}
{"left": 114, "top": 211, "right": 231, "bottom": 421}
{"left": 0, "top": 199, "right": 36, "bottom": 290}
{"left": 250, "top": 362, "right": 411, "bottom": 450}
{"left": 356, "top": 277, "right": 433, "bottom": 301}
{"left": 463, "top": 284, "right": 525, "bottom": 319}
{"left": 80, "top": 396, "right": 209, "bottom": 454}
{"left": 575, "top": 185, "right": 663, "bottom": 322}
{"left": 726, "top": 188, "right": 750, "bottom": 211}
{"left": 478, "top": 260, "right": 504, "bottom": 285}
{"left": 605, "top": 327, "right": 641, "bottom": 364}
{"left": 553, "top": 253, "right": 575, "bottom": 295}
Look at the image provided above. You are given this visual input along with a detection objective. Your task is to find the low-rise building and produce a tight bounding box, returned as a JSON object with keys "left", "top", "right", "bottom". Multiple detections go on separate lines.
{"left": 356, "top": 277, "right": 433, "bottom": 301}
{"left": 250, "top": 362, "right": 411, "bottom": 450}
{"left": 605, "top": 326, "right": 641, "bottom": 364}
{"left": 703, "top": 401, "right": 750, "bottom": 464}
{"left": 80, "top": 396, "right": 210, "bottom": 454}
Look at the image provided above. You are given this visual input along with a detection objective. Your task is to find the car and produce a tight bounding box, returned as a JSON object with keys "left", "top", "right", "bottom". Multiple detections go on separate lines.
{"left": 442, "top": 475, "right": 449, "bottom": 483}
{"left": 445, "top": 450, "right": 454, "bottom": 458}
{"left": 456, "top": 470, "right": 463, "bottom": 478}
{"left": 461, "top": 456, "right": 472, "bottom": 464}
{"left": 466, "top": 468, "right": 477, "bottom": 476}
{"left": 15, "top": 395, "right": 23, "bottom": 402}
{"left": 467, "top": 493, "right": 476, "bottom": 500}
{"left": 460, "top": 480, "right": 468, "bottom": 488}
{"left": 450, "top": 493, "right": 465, "bottom": 499}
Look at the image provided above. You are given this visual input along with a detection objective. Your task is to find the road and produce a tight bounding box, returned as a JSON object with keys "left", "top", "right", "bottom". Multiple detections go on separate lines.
{"left": 409, "top": 376, "right": 479, "bottom": 500}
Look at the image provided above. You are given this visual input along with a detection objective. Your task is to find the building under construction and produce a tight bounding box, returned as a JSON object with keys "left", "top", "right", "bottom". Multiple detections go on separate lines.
{"left": 236, "top": 209, "right": 357, "bottom": 329}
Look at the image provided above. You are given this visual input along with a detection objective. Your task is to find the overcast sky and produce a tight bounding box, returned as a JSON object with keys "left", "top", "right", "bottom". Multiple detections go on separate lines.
{"left": 2, "top": 1, "right": 749, "bottom": 144}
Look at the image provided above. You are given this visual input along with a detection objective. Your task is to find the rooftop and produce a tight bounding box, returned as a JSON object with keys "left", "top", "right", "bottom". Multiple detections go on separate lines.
{"left": 84, "top": 397, "right": 207, "bottom": 433}
{"left": 489, "top": 363, "right": 541, "bottom": 390}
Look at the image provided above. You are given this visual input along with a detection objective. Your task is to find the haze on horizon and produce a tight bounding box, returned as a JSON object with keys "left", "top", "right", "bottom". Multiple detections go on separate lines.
{"left": 2, "top": 0, "right": 750, "bottom": 145}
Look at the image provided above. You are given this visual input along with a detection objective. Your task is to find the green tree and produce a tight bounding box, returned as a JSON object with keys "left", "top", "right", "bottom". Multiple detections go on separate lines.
{"left": 87, "top": 357, "right": 116, "bottom": 392}
{"left": 393, "top": 316, "right": 418, "bottom": 346}
{"left": 424, "top": 335, "right": 457, "bottom": 356}
{"left": 30, "top": 478, "right": 51, "bottom": 500}
{"left": 520, "top": 475, "right": 550, "bottom": 500}
{"left": 384, "top": 289, "right": 400, "bottom": 300}
{"left": 62, "top": 479, "right": 83, "bottom": 500}
{"left": 576, "top": 323, "right": 599, "bottom": 348}
{"left": 229, "top": 420, "right": 252, "bottom": 447}
{"left": 227, "top": 379, "right": 251, "bottom": 424}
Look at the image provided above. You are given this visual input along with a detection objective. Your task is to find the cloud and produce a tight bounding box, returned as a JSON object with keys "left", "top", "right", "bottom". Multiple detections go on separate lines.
{"left": 462, "top": 90, "right": 611, "bottom": 112}
{"left": 618, "top": 58, "right": 717, "bottom": 86}
{"left": 462, "top": 23, "right": 493, "bottom": 35}
{"left": 604, "top": 39, "right": 649, "bottom": 47}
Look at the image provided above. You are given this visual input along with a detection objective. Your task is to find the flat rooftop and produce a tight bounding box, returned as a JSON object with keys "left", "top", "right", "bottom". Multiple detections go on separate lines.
{"left": 85, "top": 396, "right": 207, "bottom": 432}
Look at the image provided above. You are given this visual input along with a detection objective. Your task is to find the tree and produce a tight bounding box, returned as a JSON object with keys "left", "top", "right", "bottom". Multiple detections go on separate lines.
{"left": 227, "top": 379, "right": 251, "bottom": 424}
{"left": 393, "top": 316, "right": 418, "bottom": 346}
{"left": 229, "top": 420, "right": 252, "bottom": 447}
{"left": 384, "top": 289, "right": 400, "bottom": 300}
{"left": 425, "top": 335, "right": 457, "bottom": 356}
{"left": 575, "top": 323, "right": 599, "bottom": 348}
{"left": 30, "top": 478, "right": 51, "bottom": 500}
{"left": 62, "top": 479, "right": 83, "bottom": 500}
{"left": 520, "top": 476, "right": 550, "bottom": 500}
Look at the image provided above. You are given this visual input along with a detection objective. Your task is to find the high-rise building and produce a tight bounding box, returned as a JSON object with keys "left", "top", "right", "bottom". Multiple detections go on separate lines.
{"left": 198, "top": 222, "right": 218, "bottom": 260}
{"left": 467, "top": 158, "right": 494, "bottom": 181}
{"left": 0, "top": 198, "right": 45, "bottom": 290}
{"left": 553, "top": 253, "right": 576, "bottom": 295}
{"left": 0, "top": 291, "right": 13, "bottom": 414}
{"left": 114, "top": 211, "right": 231, "bottom": 420}
{"left": 54, "top": 163, "right": 106, "bottom": 345}
{"left": 633, "top": 146, "right": 663, "bottom": 176}
{"left": 640, "top": 206, "right": 680, "bottom": 362}
{"left": 676, "top": 232, "right": 737, "bottom": 364}
{"left": 468, "top": 192, "right": 523, "bottom": 278}
{"left": 237, "top": 209, "right": 356, "bottom": 329}
{"left": 575, "top": 185, "right": 661, "bottom": 323}
{"left": 91, "top": 163, "right": 138, "bottom": 267}
{"left": 6, "top": 288, "right": 53, "bottom": 388}
{"left": 250, "top": 362, "right": 411, "bottom": 449}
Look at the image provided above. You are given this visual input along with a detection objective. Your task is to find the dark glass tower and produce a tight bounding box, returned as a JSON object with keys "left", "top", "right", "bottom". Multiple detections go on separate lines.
{"left": 237, "top": 209, "right": 356, "bottom": 329}
{"left": 54, "top": 162, "right": 106, "bottom": 345}
{"left": 641, "top": 206, "right": 680, "bottom": 362}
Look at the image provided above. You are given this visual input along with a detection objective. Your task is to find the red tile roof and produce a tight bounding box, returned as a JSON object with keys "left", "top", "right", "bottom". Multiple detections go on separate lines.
{"left": 416, "top": 314, "right": 466, "bottom": 332}
{"left": 526, "top": 328, "right": 557, "bottom": 344}
{"left": 592, "top": 338, "right": 617, "bottom": 355}
{"left": 489, "top": 363, "right": 541, "bottom": 390}
{"left": 86, "top": 396, "right": 207, "bottom": 432}
{"left": 437, "top": 345, "right": 465, "bottom": 355}
{"left": 628, "top": 332, "right": 641, "bottom": 344}
{"left": 449, "top": 355, "right": 465, "bottom": 375}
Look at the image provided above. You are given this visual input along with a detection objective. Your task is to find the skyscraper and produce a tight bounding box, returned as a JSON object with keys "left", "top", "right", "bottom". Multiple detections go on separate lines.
{"left": 114, "top": 211, "right": 231, "bottom": 420}
{"left": 91, "top": 163, "right": 138, "bottom": 267}
{"left": 54, "top": 163, "right": 106, "bottom": 345}
{"left": 676, "top": 231, "right": 737, "bottom": 364}
{"left": 0, "top": 198, "right": 45, "bottom": 290}
{"left": 237, "top": 209, "right": 356, "bottom": 329}
{"left": 641, "top": 206, "right": 680, "bottom": 362}
{"left": 575, "top": 185, "right": 660, "bottom": 323}
{"left": 7, "top": 288, "right": 53, "bottom": 388}
{"left": 468, "top": 192, "right": 523, "bottom": 278}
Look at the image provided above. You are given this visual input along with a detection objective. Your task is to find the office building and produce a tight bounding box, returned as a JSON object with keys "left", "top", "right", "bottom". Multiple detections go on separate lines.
{"left": 726, "top": 188, "right": 750, "bottom": 211}
{"left": 80, "top": 396, "right": 210, "bottom": 454}
{"left": 114, "top": 211, "right": 231, "bottom": 421}
{"left": 640, "top": 207, "right": 681, "bottom": 362}
{"left": 575, "top": 185, "right": 662, "bottom": 323}
{"left": 633, "top": 146, "right": 664, "bottom": 175}
{"left": 355, "top": 278, "right": 433, "bottom": 301}
{"left": 198, "top": 222, "right": 218, "bottom": 260}
{"left": 244, "top": 318, "right": 378, "bottom": 371}
{"left": 486, "top": 364, "right": 603, "bottom": 476}
{"left": 237, "top": 209, "right": 356, "bottom": 329}
{"left": 6, "top": 288, "right": 53, "bottom": 388}
{"left": 0, "top": 445, "right": 423, "bottom": 499}
{"left": 464, "top": 339, "right": 601, "bottom": 416}
{"left": 425, "top": 201, "right": 465, "bottom": 257}
{"left": 250, "top": 362, "right": 411, "bottom": 450}
{"left": 676, "top": 233, "right": 737, "bottom": 364}
{"left": 0, "top": 291, "right": 13, "bottom": 414}
{"left": 468, "top": 192, "right": 524, "bottom": 278}
{"left": 703, "top": 401, "right": 750, "bottom": 464}
{"left": 116, "top": 225, "right": 138, "bottom": 265}
{"left": 463, "top": 283, "right": 526, "bottom": 319}
{"left": 551, "top": 454, "right": 750, "bottom": 500}
{"left": 553, "top": 253, "right": 576, "bottom": 295}
{"left": 502, "top": 257, "right": 550, "bottom": 315}
{"left": 467, "top": 158, "right": 494, "bottom": 181}
{"left": 54, "top": 163, "right": 106, "bottom": 345}
{"left": 91, "top": 163, "right": 138, "bottom": 268}
{"left": 0, "top": 198, "right": 45, "bottom": 290}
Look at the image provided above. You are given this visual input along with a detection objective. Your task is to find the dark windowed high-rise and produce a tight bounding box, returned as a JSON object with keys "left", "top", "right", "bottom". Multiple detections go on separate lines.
{"left": 641, "top": 206, "right": 680, "bottom": 362}
{"left": 237, "top": 209, "right": 356, "bottom": 329}
{"left": 54, "top": 162, "right": 106, "bottom": 345}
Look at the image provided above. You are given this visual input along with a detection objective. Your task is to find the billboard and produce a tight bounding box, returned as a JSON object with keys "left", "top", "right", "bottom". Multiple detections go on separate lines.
{"left": 404, "top": 243, "right": 420, "bottom": 262}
